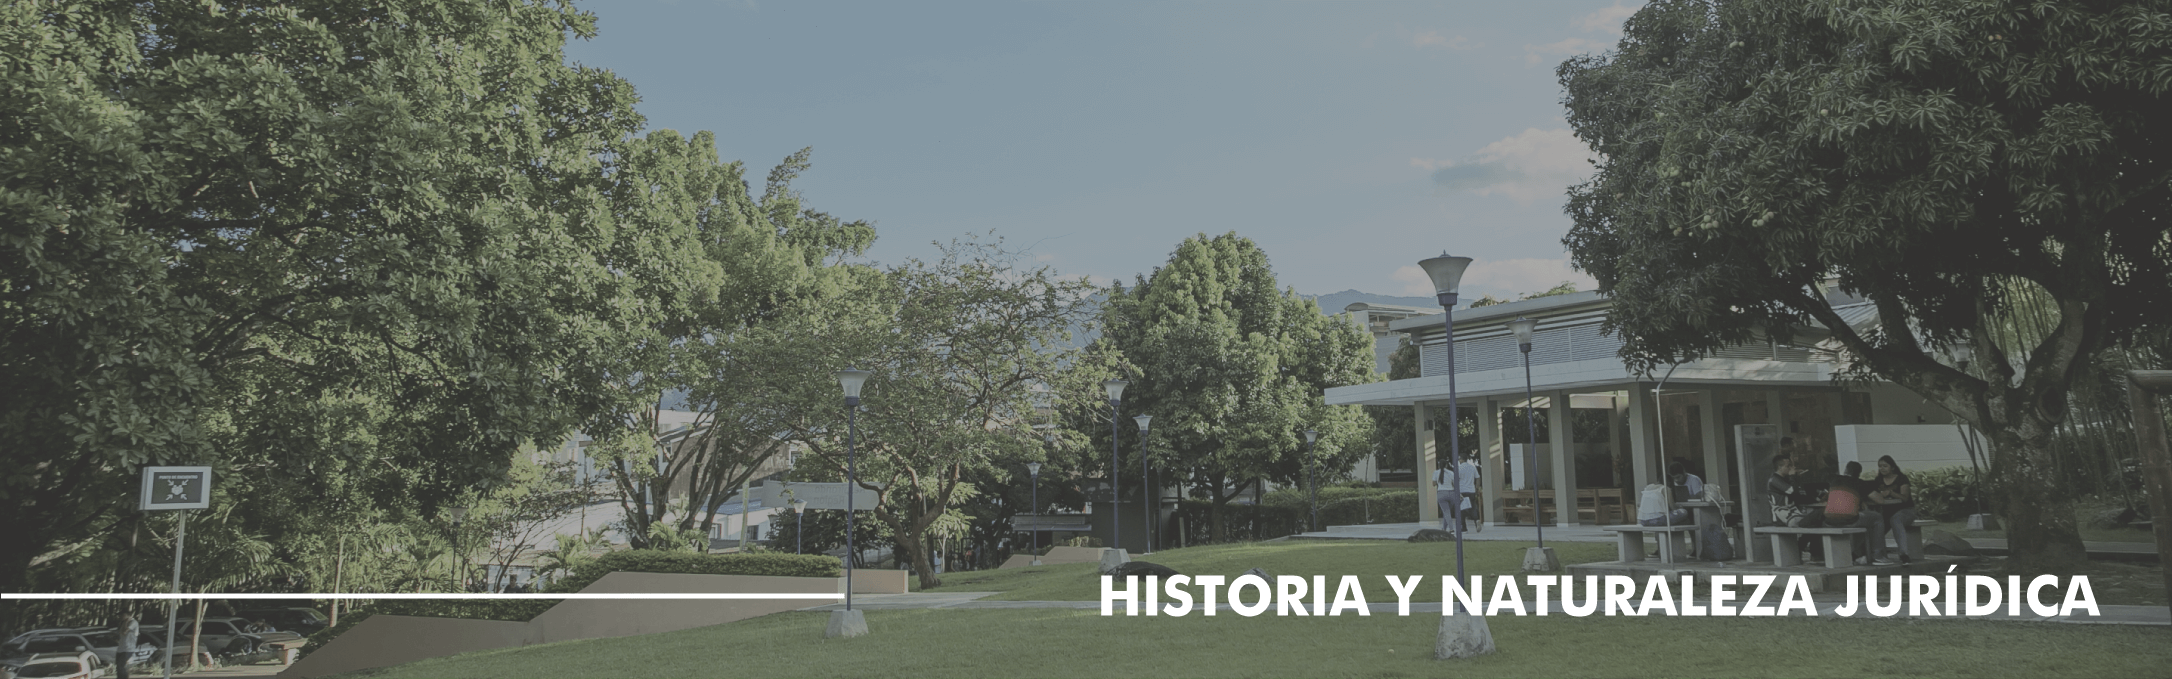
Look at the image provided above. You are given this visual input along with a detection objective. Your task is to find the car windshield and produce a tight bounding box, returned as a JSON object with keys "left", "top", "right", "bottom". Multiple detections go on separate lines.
{"left": 82, "top": 632, "right": 117, "bottom": 646}
{"left": 14, "top": 661, "right": 85, "bottom": 678}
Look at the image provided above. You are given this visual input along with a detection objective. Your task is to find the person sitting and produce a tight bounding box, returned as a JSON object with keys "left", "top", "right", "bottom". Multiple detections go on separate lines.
{"left": 1868, "top": 455, "right": 1918, "bottom": 565}
{"left": 1817, "top": 461, "right": 1891, "bottom": 565}
{"left": 1637, "top": 482, "right": 1692, "bottom": 527}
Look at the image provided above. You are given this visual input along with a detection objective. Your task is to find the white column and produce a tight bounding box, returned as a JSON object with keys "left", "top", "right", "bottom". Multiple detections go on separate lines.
{"left": 1627, "top": 384, "right": 1656, "bottom": 491}
{"left": 1479, "top": 398, "right": 1504, "bottom": 526}
{"left": 1549, "top": 391, "right": 1578, "bottom": 525}
{"left": 1415, "top": 401, "right": 1438, "bottom": 525}
{"left": 1698, "top": 389, "right": 1728, "bottom": 490}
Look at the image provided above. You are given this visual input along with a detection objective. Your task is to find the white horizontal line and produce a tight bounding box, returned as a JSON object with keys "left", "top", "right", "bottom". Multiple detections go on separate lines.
{"left": 0, "top": 593, "right": 846, "bottom": 600}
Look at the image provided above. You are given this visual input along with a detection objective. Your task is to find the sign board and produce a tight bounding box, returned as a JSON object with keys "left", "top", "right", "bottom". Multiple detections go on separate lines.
{"left": 751, "top": 480, "right": 879, "bottom": 511}
{"left": 140, "top": 466, "right": 212, "bottom": 511}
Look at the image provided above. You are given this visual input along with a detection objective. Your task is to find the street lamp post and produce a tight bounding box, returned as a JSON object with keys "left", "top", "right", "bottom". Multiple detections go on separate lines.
{"left": 829, "top": 368, "right": 872, "bottom": 638}
{"left": 1027, "top": 460, "right": 1044, "bottom": 566}
{"left": 1418, "top": 252, "right": 1494, "bottom": 658}
{"left": 1134, "top": 415, "right": 1153, "bottom": 553}
{"left": 1102, "top": 379, "right": 1128, "bottom": 553}
{"left": 1303, "top": 429, "right": 1319, "bottom": 533}
{"left": 449, "top": 507, "right": 468, "bottom": 592}
{"left": 791, "top": 499, "right": 807, "bottom": 555}
{"left": 1507, "top": 317, "right": 1558, "bottom": 572}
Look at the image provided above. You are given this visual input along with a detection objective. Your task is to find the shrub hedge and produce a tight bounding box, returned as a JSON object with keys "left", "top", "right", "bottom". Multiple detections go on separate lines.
{"left": 300, "top": 550, "right": 841, "bottom": 655}
{"left": 1909, "top": 465, "right": 1987, "bottom": 522}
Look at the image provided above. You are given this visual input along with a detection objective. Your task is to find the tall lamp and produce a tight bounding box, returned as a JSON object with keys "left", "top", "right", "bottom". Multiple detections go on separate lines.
{"left": 1027, "top": 460, "right": 1044, "bottom": 566}
{"left": 1303, "top": 429, "right": 1319, "bottom": 532}
{"left": 1418, "top": 252, "right": 1494, "bottom": 658}
{"left": 449, "top": 507, "right": 468, "bottom": 592}
{"left": 1134, "top": 415, "right": 1153, "bottom": 553}
{"left": 1103, "top": 379, "right": 1128, "bottom": 553}
{"left": 791, "top": 498, "right": 807, "bottom": 555}
{"left": 829, "top": 368, "right": 873, "bottom": 638}
{"left": 1507, "top": 317, "right": 1559, "bottom": 571}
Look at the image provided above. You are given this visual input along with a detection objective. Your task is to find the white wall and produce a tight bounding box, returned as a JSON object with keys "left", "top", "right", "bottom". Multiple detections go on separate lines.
{"left": 1834, "top": 424, "right": 1986, "bottom": 473}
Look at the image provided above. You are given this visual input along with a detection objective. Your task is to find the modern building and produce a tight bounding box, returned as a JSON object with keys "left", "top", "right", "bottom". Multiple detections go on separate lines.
{"left": 1323, "top": 289, "right": 1984, "bottom": 534}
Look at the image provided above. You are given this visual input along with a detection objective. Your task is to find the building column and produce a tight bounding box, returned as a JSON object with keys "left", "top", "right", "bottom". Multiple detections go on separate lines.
{"left": 1626, "top": 383, "right": 1657, "bottom": 492}
{"left": 1415, "top": 401, "right": 1438, "bottom": 525}
{"left": 1479, "top": 398, "right": 1505, "bottom": 526}
{"left": 1698, "top": 388, "right": 1728, "bottom": 491}
{"left": 1548, "top": 391, "right": 1578, "bottom": 526}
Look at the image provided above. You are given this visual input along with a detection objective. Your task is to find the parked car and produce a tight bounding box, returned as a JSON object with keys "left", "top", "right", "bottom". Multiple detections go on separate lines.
{"left": 168, "top": 619, "right": 261, "bottom": 656}
{"left": 7, "top": 651, "right": 108, "bottom": 679}
{"left": 0, "top": 634, "right": 96, "bottom": 671}
{"left": 69, "top": 629, "right": 155, "bottom": 667}
{"left": 233, "top": 607, "right": 330, "bottom": 636}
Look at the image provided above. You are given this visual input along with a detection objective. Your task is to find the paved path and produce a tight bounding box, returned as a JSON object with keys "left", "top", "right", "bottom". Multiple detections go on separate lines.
{"left": 799, "top": 591, "right": 2169, "bottom": 626}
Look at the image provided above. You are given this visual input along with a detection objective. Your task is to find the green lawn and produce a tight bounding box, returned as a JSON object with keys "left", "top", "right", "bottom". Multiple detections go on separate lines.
{"left": 1932, "top": 520, "right": 2157, "bottom": 544}
{"left": 914, "top": 539, "right": 1619, "bottom": 602}
{"left": 350, "top": 607, "right": 2172, "bottom": 679}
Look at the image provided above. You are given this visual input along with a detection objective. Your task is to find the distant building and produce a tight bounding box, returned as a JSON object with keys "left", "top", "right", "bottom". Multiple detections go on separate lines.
{"left": 1341, "top": 301, "right": 1433, "bottom": 374}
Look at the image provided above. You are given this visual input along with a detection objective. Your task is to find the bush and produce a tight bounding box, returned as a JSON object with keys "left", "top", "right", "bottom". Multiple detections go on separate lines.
{"left": 1911, "top": 466, "right": 1987, "bottom": 522}
{"left": 1261, "top": 485, "right": 1406, "bottom": 507}
{"left": 301, "top": 550, "right": 841, "bottom": 656}
{"left": 1172, "top": 500, "right": 1303, "bottom": 544}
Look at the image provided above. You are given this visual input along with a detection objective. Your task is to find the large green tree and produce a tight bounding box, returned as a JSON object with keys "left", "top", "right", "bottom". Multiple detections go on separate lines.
{"left": 1090, "top": 233, "right": 1375, "bottom": 542}
{"left": 0, "top": 0, "right": 715, "bottom": 601}
{"left": 1558, "top": 0, "right": 2172, "bottom": 567}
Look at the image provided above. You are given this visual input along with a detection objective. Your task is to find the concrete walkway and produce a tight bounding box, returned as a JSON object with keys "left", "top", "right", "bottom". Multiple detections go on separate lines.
{"left": 799, "top": 591, "right": 2169, "bottom": 626}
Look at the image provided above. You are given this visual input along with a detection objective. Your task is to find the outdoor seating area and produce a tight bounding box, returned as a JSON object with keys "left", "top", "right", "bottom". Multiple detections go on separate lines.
{"left": 1756, "top": 526, "right": 1868, "bottom": 568}
{"left": 1496, "top": 488, "right": 1627, "bottom": 526}
{"left": 1601, "top": 523, "right": 1701, "bottom": 563}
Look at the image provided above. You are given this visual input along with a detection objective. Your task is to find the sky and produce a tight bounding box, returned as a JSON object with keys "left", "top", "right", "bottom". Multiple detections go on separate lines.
{"left": 562, "top": 1, "right": 1641, "bottom": 301}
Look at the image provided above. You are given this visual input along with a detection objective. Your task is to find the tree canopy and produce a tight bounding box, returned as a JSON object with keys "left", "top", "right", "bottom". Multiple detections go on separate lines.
{"left": 1558, "top": 0, "right": 2172, "bottom": 566}
{"left": 0, "top": 0, "right": 722, "bottom": 600}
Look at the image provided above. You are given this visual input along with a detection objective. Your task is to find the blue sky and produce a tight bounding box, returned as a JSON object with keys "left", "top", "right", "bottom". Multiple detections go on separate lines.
{"left": 564, "top": 1, "right": 1641, "bottom": 301}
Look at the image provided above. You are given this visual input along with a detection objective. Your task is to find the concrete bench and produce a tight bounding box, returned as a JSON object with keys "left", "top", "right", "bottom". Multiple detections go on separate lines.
{"left": 1754, "top": 526, "right": 1866, "bottom": 568}
{"left": 1601, "top": 523, "right": 1700, "bottom": 564}
{"left": 1899, "top": 518, "right": 1938, "bottom": 559}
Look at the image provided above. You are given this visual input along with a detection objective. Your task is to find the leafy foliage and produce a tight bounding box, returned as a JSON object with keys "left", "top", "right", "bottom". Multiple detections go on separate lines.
{"left": 1556, "top": 0, "right": 2172, "bottom": 568}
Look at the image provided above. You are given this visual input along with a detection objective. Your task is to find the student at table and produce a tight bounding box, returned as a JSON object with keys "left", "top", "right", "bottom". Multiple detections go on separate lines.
{"left": 1868, "top": 455, "right": 1918, "bottom": 565}
{"left": 1668, "top": 460, "right": 1705, "bottom": 503}
{"left": 1819, "top": 461, "right": 1892, "bottom": 565}
{"left": 1766, "top": 453, "right": 1821, "bottom": 528}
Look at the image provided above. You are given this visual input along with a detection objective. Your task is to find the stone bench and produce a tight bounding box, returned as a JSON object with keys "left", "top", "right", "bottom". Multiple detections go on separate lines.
{"left": 1898, "top": 518, "right": 1938, "bottom": 559}
{"left": 1601, "top": 523, "right": 1701, "bottom": 564}
{"left": 1754, "top": 526, "right": 1867, "bottom": 568}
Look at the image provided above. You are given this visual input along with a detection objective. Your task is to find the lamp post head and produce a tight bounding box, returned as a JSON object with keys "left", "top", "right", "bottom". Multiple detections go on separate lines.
{"left": 1949, "top": 341, "right": 1974, "bottom": 371}
{"left": 1133, "top": 414, "right": 1152, "bottom": 433}
{"left": 1417, "top": 253, "right": 1474, "bottom": 308}
{"left": 1506, "top": 317, "right": 1538, "bottom": 352}
{"left": 834, "top": 368, "right": 873, "bottom": 406}
{"left": 1302, "top": 428, "right": 1318, "bottom": 445}
{"left": 449, "top": 506, "right": 467, "bottom": 526}
{"left": 790, "top": 499, "right": 806, "bottom": 512}
{"left": 1101, "top": 378, "right": 1129, "bottom": 403}
{"left": 1026, "top": 462, "right": 1042, "bottom": 477}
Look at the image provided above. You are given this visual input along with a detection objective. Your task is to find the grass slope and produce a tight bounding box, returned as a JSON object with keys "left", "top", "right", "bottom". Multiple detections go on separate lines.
{"left": 353, "top": 607, "right": 2172, "bottom": 679}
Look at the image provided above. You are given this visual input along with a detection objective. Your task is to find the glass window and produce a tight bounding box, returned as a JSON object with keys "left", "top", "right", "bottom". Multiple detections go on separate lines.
{"left": 83, "top": 632, "right": 117, "bottom": 646}
{"left": 18, "top": 637, "right": 78, "bottom": 653}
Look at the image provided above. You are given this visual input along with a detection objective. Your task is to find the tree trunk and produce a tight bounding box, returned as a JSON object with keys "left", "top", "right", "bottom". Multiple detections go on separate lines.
{"left": 1986, "top": 426, "right": 2088, "bottom": 570}
{"left": 188, "top": 597, "right": 206, "bottom": 670}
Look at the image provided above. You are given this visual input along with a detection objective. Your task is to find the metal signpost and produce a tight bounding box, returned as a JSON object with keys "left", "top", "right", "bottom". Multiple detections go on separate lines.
{"left": 140, "top": 466, "right": 211, "bottom": 679}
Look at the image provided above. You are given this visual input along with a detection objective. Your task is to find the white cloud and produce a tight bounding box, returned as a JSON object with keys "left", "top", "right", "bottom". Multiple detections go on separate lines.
{"left": 1412, "top": 30, "right": 1477, "bottom": 50}
{"left": 1575, "top": 3, "right": 1642, "bottom": 35}
{"left": 1523, "top": 36, "right": 1609, "bottom": 66}
{"left": 1392, "top": 259, "right": 1598, "bottom": 299}
{"left": 1427, "top": 128, "right": 1595, "bottom": 205}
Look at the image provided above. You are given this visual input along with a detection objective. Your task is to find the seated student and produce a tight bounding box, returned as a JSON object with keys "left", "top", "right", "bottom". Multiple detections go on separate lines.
{"left": 1637, "top": 482, "right": 1693, "bottom": 527}
{"left": 1816, "top": 461, "right": 1891, "bottom": 565}
{"left": 1868, "top": 455, "right": 1918, "bottom": 565}
{"left": 1669, "top": 460, "right": 1705, "bottom": 504}
{"left": 1766, "top": 453, "right": 1825, "bottom": 561}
